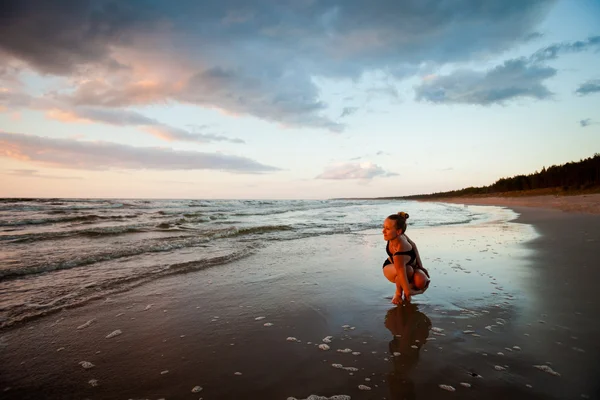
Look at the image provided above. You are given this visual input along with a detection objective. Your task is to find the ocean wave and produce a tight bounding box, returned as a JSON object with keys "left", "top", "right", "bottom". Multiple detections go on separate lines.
{"left": 0, "top": 235, "right": 215, "bottom": 280}
{"left": 0, "top": 224, "right": 148, "bottom": 243}
{"left": 0, "top": 213, "right": 139, "bottom": 227}
{"left": 0, "top": 246, "right": 255, "bottom": 329}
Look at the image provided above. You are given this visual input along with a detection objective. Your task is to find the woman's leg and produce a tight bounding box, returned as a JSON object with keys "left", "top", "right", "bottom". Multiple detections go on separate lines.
{"left": 384, "top": 264, "right": 414, "bottom": 283}
{"left": 386, "top": 263, "right": 429, "bottom": 294}
{"left": 412, "top": 269, "right": 430, "bottom": 291}
{"left": 383, "top": 264, "right": 396, "bottom": 283}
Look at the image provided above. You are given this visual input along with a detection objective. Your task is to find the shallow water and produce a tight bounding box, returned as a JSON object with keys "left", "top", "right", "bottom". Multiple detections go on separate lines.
{"left": 0, "top": 198, "right": 509, "bottom": 328}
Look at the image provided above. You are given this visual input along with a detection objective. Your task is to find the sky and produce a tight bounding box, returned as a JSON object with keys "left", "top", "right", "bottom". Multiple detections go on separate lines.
{"left": 0, "top": 0, "right": 599, "bottom": 199}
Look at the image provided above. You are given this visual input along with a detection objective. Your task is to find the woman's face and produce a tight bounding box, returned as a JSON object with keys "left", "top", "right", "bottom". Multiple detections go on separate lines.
{"left": 382, "top": 218, "right": 400, "bottom": 241}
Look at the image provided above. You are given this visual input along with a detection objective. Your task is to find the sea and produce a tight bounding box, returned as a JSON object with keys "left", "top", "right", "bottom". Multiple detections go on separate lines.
{"left": 0, "top": 198, "right": 499, "bottom": 328}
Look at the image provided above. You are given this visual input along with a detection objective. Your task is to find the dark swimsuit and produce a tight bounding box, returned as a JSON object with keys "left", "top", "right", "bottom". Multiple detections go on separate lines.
{"left": 382, "top": 241, "right": 416, "bottom": 268}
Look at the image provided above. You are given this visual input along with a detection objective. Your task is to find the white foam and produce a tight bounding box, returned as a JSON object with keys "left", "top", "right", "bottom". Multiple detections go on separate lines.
{"left": 161, "top": 370, "right": 169, "bottom": 375}
{"left": 411, "top": 345, "right": 418, "bottom": 349}
{"left": 144, "top": 304, "right": 153, "bottom": 311}
{"left": 358, "top": 385, "right": 371, "bottom": 391}
{"left": 337, "top": 348, "right": 352, "bottom": 353}
{"left": 234, "top": 372, "right": 242, "bottom": 375}
{"left": 431, "top": 327, "right": 444, "bottom": 333}
{"left": 393, "top": 352, "right": 401, "bottom": 356}
{"left": 322, "top": 336, "right": 333, "bottom": 343}
{"left": 332, "top": 364, "right": 343, "bottom": 369}
{"left": 77, "top": 319, "right": 96, "bottom": 330}
{"left": 286, "top": 395, "right": 350, "bottom": 400}
{"left": 106, "top": 330, "right": 122, "bottom": 339}
{"left": 351, "top": 352, "right": 361, "bottom": 355}
{"left": 497, "top": 352, "right": 504, "bottom": 356}
{"left": 343, "top": 367, "right": 358, "bottom": 372}
{"left": 79, "top": 361, "right": 94, "bottom": 369}
{"left": 88, "top": 379, "right": 98, "bottom": 387}
{"left": 494, "top": 365, "right": 506, "bottom": 371}
{"left": 533, "top": 365, "right": 560, "bottom": 376}
{"left": 460, "top": 382, "right": 471, "bottom": 388}
{"left": 462, "top": 330, "right": 475, "bottom": 334}
{"left": 264, "top": 323, "right": 273, "bottom": 327}
{"left": 57, "top": 347, "right": 65, "bottom": 352}
{"left": 192, "top": 386, "right": 203, "bottom": 393}
{"left": 318, "top": 344, "right": 330, "bottom": 350}
{"left": 439, "top": 384, "right": 455, "bottom": 392}
{"left": 341, "top": 325, "right": 350, "bottom": 328}
{"left": 287, "top": 337, "right": 299, "bottom": 342}
{"left": 255, "top": 316, "right": 265, "bottom": 320}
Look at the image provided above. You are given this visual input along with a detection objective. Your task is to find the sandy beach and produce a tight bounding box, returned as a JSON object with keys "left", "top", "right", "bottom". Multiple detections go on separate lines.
{"left": 1, "top": 201, "right": 599, "bottom": 399}
{"left": 430, "top": 193, "right": 600, "bottom": 215}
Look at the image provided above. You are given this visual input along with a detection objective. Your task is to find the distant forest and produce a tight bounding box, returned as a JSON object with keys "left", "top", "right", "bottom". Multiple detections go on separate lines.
{"left": 403, "top": 153, "right": 600, "bottom": 199}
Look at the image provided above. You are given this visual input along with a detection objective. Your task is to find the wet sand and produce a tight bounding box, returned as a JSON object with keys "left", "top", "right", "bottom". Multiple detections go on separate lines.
{"left": 1, "top": 205, "right": 599, "bottom": 399}
{"left": 430, "top": 193, "right": 600, "bottom": 214}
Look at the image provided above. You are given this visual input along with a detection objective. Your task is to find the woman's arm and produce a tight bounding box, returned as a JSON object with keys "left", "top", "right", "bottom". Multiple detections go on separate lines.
{"left": 405, "top": 235, "right": 429, "bottom": 278}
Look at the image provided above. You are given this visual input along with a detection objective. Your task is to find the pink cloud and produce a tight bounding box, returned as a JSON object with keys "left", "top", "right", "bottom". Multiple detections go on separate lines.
{"left": 317, "top": 161, "right": 397, "bottom": 180}
{"left": 0, "top": 131, "right": 276, "bottom": 173}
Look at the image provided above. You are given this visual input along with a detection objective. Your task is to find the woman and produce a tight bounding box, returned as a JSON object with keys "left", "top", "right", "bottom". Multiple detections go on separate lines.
{"left": 382, "top": 212, "right": 430, "bottom": 304}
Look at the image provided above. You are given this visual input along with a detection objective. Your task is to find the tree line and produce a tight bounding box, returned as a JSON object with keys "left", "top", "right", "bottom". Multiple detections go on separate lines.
{"left": 403, "top": 153, "right": 600, "bottom": 199}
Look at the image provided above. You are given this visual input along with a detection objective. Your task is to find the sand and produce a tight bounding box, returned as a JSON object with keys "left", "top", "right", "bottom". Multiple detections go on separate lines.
{"left": 430, "top": 193, "right": 600, "bottom": 214}
{"left": 1, "top": 202, "right": 599, "bottom": 399}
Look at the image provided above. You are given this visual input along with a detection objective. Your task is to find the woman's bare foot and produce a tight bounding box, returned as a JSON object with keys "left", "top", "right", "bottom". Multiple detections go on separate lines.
{"left": 391, "top": 293, "right": 402, "bottom": 304}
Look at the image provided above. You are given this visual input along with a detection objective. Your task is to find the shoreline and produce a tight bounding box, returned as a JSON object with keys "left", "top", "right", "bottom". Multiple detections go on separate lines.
{"left": 418, "top": 193, "right": 600, "bottom": 214}
{"left": 1, "top": 204, "right": 599, "bottom": 399}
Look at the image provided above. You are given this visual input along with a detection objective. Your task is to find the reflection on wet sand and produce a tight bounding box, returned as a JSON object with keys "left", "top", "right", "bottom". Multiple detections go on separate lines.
{"left": 384, "top": 304, "right": 432, "bottom": 400}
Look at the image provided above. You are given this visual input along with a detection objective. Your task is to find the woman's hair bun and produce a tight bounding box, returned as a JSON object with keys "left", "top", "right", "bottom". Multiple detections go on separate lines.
{"left": 398, "top": 211, "right": 409, "bottom": 219}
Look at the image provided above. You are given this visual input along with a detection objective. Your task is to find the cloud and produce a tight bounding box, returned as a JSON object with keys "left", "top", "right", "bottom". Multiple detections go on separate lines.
{"left": 530, "top": 35, "right": 600, "bottom": 63}
{"left": 179, "top": 67, "right": 344, "bottom": 132}
{"left": 339, "top": 107, "right": 358, "bottom": 118}
{"left": 413, "top": 34, "right": 600, "bottom": 106}
{"left": 65, "top": 107, "right": 245, "bottom": 144}
{"left": 0, "top": 90, "right": 244, "bottom": 144}
{"left": 0, "top": 1, "right": 143, "bottom": 75}
{"left": 575, "top": 79, "right": 600, "bottom": 96}
{"left": 0, "top": 132, "right": 279, "bottom": 173}
{"left": 316, "top": 161, "right": 397, "bottom": 180}
{"left": 579, "top": 118, "right": 593, "bottom": 127}
{"left": 0, "top": 0, "right": 557, "bottom": 129}
{"left": 415, "top": 59, "right": 556, "bottom": 105}
{"left": 3, "top": 169, "right": 83, "bottom": 180}
{"left": 376, "top": 150, "right": 391, "bottom": 156}
{"left": 366, "top": 85, "right": 400, "bottom": 100}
